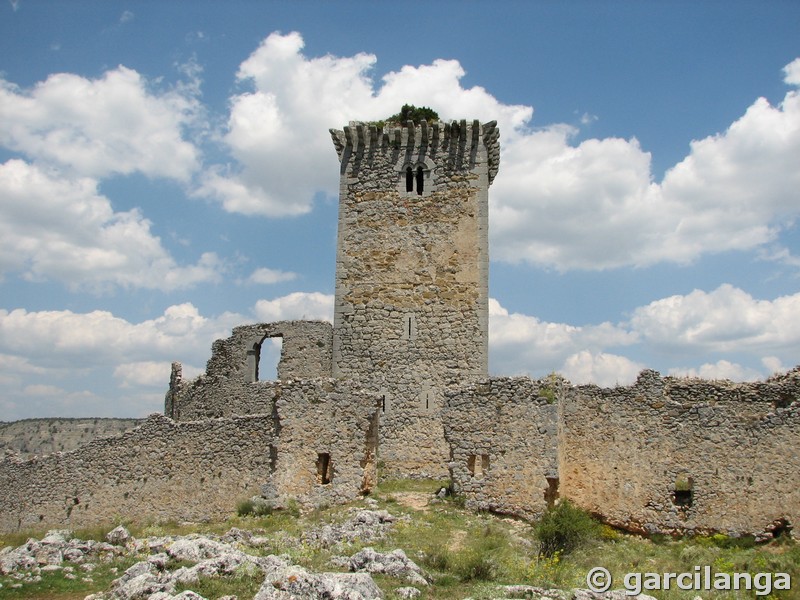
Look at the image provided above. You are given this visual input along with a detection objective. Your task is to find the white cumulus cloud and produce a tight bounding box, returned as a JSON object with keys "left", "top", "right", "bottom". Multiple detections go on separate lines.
{"left": 562, "top": 350, "right": 644, "bottom": 387}
{"left": 629, "top": 284, "right": 800, "bottom": 354}
{"left": 246, "top": 267, "right": 298, "bottom": 285}
{"left": 668, "top": 360, "right": 764, "bottom": 382}
{"left": 0, "top": 160, "right": 223, "bottom": 291}
{"left": 199, "top": 34, "right": 800, "bottom": 274}
{"left": 253, "top": 291, "right": 334, "bottom": 322}
{"left": 0, "top": 66, "right": 200, "bottom": 181}
{"left": 488, "top": 298, "right": 637, "bottom": 377}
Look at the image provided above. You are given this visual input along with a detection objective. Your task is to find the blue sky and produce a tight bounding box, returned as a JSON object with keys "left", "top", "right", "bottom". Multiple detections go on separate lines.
{"left": 1, "top": 1, "right": 799, "bottom": 419}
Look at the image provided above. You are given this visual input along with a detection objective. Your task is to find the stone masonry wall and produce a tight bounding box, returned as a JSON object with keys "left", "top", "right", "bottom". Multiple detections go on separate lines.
{"left": 166, "top": 320, "right": 332, "bottom": 421}
{"left": 0, "top": 378, "right": 380, "bottom": 533}
{"left": 443, "top": 377, "right": 560, "bottom": 520}
{"left": 0, "top": 414, "right": 273, "bottom": 533}
{"left": 560, "top": 369, "right": 800, "bottom": 539}
{"left": 262, "top": 379, "right": 380, "bottom": 509}
{"left": 330, "top": 120, "right": 498, "bottom": 478}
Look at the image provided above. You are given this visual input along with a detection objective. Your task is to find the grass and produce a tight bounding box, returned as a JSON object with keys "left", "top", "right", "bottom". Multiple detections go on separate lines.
{"left": 2, "top": 482, "right": 799, "bottom": 600}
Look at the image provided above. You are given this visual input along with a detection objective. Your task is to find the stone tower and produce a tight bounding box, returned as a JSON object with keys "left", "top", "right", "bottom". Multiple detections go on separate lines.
{"left": 329, "top": 119, "right": 499, "bottom": 477}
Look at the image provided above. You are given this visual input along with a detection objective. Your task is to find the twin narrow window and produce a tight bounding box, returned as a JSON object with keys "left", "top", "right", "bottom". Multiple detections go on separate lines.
{"left": 405, "top": 166, "right": 425, "bottom": 195}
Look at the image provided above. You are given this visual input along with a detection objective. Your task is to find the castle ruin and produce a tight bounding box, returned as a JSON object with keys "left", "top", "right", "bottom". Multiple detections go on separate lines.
{"left": 1, "top": 119, "right": 798, "bottom": 541}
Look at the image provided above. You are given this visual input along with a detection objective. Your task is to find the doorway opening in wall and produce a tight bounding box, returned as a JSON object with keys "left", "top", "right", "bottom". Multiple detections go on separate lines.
{"left": 317, "top": 452, "right": 332, "bottom": 485}
{"left": 257, "top": 336, "right": 282, "bottom": 381}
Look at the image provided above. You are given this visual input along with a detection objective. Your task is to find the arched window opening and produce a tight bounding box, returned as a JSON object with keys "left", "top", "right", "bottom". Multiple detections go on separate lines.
{"left": 406, "top": 166, "right": 414, "bottom": 192}
{"left": 416, "top": 166, "right": 424, "bottom": 195}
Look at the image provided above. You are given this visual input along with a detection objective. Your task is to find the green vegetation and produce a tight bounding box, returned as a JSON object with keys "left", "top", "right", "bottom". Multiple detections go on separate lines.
{"left": 534, "top": 499, "right": 601, "bottom": 557}
{"left": 2, "top": 481, "right": 799, "bottom": 599}
{"left": 368, "top": 104, "right": 440, "bottom": 129}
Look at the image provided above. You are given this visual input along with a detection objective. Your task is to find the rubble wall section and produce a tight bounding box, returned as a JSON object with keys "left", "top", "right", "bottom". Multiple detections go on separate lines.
{"left": 560, "top": 369, "right": 800, "bottom": 539}
{"left": 443, "top": 377, "right": 559, "bottom": 520}
{"left": 263, "top": 379, "right": 381, "bottom": 509}
{"left": 0, "top": 414, "right": 273, "bottom": 533}
{"left": 166, "top": 320, "right": 332, "bottom": 420}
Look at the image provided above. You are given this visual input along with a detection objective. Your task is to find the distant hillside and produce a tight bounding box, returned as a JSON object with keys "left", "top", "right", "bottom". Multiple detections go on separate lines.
{"left": 0, "top": 417, "right": 144, "bottom": 460}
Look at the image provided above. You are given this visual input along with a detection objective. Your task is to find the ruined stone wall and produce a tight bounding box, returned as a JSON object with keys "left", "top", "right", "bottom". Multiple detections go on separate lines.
{"left": 0, "top": 374, "right": 386, "bottom": 533}
{"left": 262, "top": 379, "right": 380, "bottom": 509}
{"left": 443, "top": 377, "right": 559, "bottom": 519}
{"left": 166, "top": 320, "right": 332, "bottom": 421}
{"left": 0, "top": 414, "right": 274, "bottom": 533}
{"left": 0, "top": 418, "right": 142, "bottom": 460}
{"left": 329, "top": 120, "right": 498, "bottom": 478}
{"left": 560, "top": 369, "right": 800, "bottom": 539}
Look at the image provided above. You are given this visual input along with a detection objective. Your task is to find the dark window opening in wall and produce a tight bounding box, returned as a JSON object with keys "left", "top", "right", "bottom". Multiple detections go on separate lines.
{"left": 544, "top": 477, "right": 560, "bottom": 508}
{"left": 416, "top": 166, "right": 424, "bottom": 195}
{"left": 673, "top": 475, "right": 694, "bottom": 507}
{"left": 317, "top": 452, "right": 332, "bottom": 485}
{"left": 256, "top": 336, "right": 282, "bottom": 382}
{"left": 381, "top": 394, "right": 386, "bottom": 413}
{"left": 774, "top": 393, "right": 794, "bottom": 409}
{"left": 673, "top": 489, "right": 693, "bottom": 506}
{"left": 406, "top": 167, "right": 414, "bottom": 192}
{"left": 467, "top": 454, "right": 489, "bottom": 478}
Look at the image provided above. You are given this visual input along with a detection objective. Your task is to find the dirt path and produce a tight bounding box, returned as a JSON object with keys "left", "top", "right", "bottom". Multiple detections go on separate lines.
{"left": 389, "top": 491, "right": 431, "bottom": 512}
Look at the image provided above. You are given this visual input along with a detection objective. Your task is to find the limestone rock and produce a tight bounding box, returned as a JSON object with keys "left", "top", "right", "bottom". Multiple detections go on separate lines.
{"left": 106, "top": 526, "right": 132, "bottom": 546}
{"left": 348, "top": 547, "right": 428, "bottom": 586}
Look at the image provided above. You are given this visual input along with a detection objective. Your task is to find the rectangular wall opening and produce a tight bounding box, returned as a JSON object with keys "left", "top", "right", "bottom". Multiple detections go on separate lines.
{"left": 316, "top": 452, "right": 332, "bottom": 485}
{"left": 257, "top": 336, "right": 282, "bottom": 381}
{"left": 468, "top": 454, "right": 489, "bottom": 478}
{"left": 673, "top": 475, "right": 694, "bottom": 507}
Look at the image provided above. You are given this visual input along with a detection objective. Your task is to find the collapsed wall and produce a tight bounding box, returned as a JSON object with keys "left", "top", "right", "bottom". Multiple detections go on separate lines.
{"left": 0, "top": 413, "right": 273, "bottom": 532}
{"left": 166, "top": 320, "right": 333, "bottom": 420}
{"left": 443, "top": 377, "right": 560, "bottom": 520}
{"left": 560, "top": 369, "right": 800, "bottom": 539}
{"left": 0, "top": 377, "right": 381, "bottom": 533}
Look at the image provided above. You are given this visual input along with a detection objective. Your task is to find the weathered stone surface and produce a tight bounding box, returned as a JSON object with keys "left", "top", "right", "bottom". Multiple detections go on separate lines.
{"left": 303, "top": 509, "right": 396, "bottom": 548}
{"left": 444, "top": 376, "right": 560, "bottom": 520}
{"left": 348, "top": 547, "right": 428, "bottom": 586}
{"left": 106, "top": 526, "right": 131, "bottom": 546}
{"left": 560, "top": 369, "right": 800, "bottom": 537}
{"left": 0, "top": 414, "right": 273, "bottom": 531}
{"left": 330, "top": 120, "right": 496, "bottom": 479}
{"left": 254, "top": 566, "right": 383, "bottom": 600}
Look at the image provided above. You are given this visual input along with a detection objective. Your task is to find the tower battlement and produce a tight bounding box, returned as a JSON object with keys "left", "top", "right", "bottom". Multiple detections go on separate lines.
{"left": 330, "top": 119, "right": 499, "bottom": 184}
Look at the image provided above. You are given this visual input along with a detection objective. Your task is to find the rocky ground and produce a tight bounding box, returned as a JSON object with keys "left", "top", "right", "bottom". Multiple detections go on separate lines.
{"left": 0, "top": 499, "right": 657, "bottom": 600}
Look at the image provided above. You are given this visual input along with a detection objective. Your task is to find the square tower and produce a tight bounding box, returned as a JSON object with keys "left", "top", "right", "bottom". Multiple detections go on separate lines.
{"left": 330, "top": 119, "right": 499, "bottom": 477}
